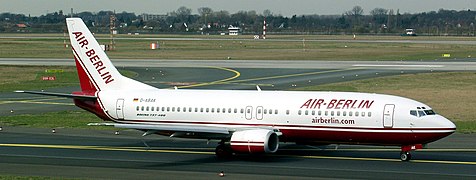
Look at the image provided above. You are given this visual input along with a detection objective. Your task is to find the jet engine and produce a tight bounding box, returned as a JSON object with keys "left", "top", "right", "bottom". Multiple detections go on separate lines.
{"left": 230, "top": 129, "right": 279, "bottom": 153}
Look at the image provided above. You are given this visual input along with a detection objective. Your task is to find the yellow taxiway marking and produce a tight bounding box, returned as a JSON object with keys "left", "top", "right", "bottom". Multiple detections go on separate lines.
{"left": 1, "top": 143, "right": 475, "bottom": 165}
{"left": 176, "top": 66, "right": 241, "bottom": 89}
{"left": 227, "top": 67, "right": 363, "bottom": 83}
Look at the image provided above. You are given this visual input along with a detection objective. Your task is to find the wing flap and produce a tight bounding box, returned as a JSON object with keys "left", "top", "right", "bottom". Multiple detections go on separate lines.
{"left": 89, "top": 123, "right": 230, "bottom": 135}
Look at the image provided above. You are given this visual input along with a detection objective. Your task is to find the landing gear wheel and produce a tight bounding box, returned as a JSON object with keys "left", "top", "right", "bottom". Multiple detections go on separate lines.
{"left": 215, "top": 144, "right": 233, "bottom": 159}
{"left": 400, "top": 151, "right": 412, "bottom": 161}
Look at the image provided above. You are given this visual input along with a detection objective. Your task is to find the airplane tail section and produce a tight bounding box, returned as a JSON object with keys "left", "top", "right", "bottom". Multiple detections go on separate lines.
{"left": 66, "top": 18, "right": 154, "bottom": 94}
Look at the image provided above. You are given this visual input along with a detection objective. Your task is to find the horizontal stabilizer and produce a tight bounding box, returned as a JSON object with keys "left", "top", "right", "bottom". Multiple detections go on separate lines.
{"left": 15, "top": 90, "right": 97, "bottom": 100}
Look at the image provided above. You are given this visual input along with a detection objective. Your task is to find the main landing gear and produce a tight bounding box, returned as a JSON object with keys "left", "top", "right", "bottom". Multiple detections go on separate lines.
{"left": 215, "top": 141, "right": 233, "bottom": 159}
{"left": 400, "top": 144, "right": 423, "bottom": 161}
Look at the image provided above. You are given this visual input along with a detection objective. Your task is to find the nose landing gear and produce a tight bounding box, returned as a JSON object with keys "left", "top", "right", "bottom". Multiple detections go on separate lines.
{"left": 400, "top": 144, "right": 423, "bottom": 161}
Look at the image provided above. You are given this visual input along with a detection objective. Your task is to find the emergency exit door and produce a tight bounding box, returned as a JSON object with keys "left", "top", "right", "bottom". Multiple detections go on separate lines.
{"left": 383, "top": 104, "right": 395, "bottom": 128}
{"left": 116, "top": 99, "right": 124, "bottom": 120}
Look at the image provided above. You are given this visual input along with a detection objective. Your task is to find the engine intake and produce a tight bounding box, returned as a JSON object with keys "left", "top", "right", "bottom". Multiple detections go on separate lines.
{"left": 230, "top": 129, "right": 279, "bottom": 154}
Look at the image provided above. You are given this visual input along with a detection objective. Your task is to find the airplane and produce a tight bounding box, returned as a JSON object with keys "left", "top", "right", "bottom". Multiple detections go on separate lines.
{"left": 16, "top": 18, "right": 456, "bottom": 161}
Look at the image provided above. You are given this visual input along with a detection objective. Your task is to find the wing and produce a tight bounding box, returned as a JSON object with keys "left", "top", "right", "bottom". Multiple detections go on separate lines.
{"left": 89, "top": 122, "right": 231, "bottom": 138}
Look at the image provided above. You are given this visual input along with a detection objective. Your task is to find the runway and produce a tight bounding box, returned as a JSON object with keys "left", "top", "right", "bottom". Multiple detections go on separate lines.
{"left": 1, "top": 59, "right": 476, "bottom": 179}
{"left": 0, "top": 127, "right": 475, "bottom": 179}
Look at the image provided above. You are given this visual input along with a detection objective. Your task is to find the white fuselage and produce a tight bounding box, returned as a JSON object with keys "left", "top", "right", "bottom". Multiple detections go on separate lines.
{"left": 96, "top": 89, "right": 455, "bottom": 146}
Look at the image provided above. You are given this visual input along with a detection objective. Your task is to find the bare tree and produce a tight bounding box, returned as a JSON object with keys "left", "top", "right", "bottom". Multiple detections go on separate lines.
{"left": 346, "top": 6, "right": 364, "bottom": 16}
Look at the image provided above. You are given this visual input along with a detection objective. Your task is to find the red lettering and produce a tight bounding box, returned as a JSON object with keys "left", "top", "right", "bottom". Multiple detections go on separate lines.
{"left": 85, "top": 49, "right": 95, "bottom": 57}
{"left": 327, "top": 99, "right": 337, "bottom": 109}
{"left": 93, "top": 61, "right": 103, "bottom": 69}
{"left": 301, "top": 99, "right": 313, "bottom": 109}
{"left": 89, "top": 55, "right": 100, "bottom": 62}
{"left": 312, "top": 99, "right": 324, "bottom": 109}
{"left": 335, "top": 99, "right": 345, "bottom": 109}
{"left": 73, "top": 32, "right": 82, "bottom": 39}
{"left": 351, "top": 100, "right": 357, "bottom": 109}
{"left": 343, "top": 100, "right": 353, "bottom": 109}
{"left": 361, "top": 100, "right": 374, "bottom": 109}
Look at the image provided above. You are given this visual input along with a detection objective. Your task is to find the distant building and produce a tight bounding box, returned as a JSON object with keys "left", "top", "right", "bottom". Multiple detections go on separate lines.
{"left": 228, "top": 26, "right": 240, "bottom": 35}
{"left": 141, "top": 13, "right": 167, "bottom": 21}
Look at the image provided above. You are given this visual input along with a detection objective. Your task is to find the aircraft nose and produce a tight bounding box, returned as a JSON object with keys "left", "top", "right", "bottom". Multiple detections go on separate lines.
{"left": 438, "top": 115, "right": 456, "bottom": 131}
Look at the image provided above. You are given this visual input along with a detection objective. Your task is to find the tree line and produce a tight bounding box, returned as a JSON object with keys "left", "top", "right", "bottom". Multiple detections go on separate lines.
{"left": 1, "top": 6, "right": 476, "bottom": 36}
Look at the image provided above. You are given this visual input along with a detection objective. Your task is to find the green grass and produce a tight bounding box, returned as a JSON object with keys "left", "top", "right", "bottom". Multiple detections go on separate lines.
{"left": 0, "top": 110, "right": 114, "bottom": 130}
{"left": 295, "top": 72, "right": 476, "bottom": 133}
{"left": 1, "top": 34, "right": 476, "bottom": 60}
{"left": 0, "top": 65, "right": 136, "bottom": 92}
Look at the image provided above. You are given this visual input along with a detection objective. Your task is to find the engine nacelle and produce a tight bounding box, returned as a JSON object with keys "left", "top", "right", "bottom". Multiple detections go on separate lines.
{"left": 230, "top": 129, "right": 279, "bottom": 154}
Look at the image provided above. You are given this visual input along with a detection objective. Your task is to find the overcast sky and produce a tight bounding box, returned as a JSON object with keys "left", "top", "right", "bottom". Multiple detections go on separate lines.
{"left": 2, "top": 0, "right": 475, "bottom": 17}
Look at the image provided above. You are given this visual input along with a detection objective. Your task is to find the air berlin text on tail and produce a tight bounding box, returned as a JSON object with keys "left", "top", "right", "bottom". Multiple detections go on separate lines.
{"left": 72, "top": 31, "right": 114, "bottom": 84}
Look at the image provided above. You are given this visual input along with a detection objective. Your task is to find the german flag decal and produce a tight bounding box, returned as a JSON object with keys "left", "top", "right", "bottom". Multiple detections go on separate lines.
{"left": 133, "top": 98, "right": 139, "bottom": 102}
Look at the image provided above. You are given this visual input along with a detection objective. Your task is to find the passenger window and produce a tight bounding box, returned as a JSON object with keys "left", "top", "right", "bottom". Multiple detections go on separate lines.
{"left": 166, "top": 107, "right": 170, "bottom": 112}
{"left": 337, "top": 111, "right": 340, "bottom": 116}
{"left": 206, "top": 108, "right": 209, "bottom": 113}
{"left": 298, "top": 110, "right": 302, "bottom": 115}
{"left": 312, "top": 110, "right": 315, "bottom": 115}
{"left": 146, "top": 106, "right": 150, "bottom": 111}
{"left": 136, "top": 106, "right": 139, "bottom": 111}
{"left": 305, "top": 110, "right": 308, "bottom": 115}
{"left": 275, "top": 109, "right": 278, "bottom": 114}
{"left": 200, "top": 108, "right": 204, "bottom": 112}
{"left": 355, "top": 111, "right": 359, "bottom": 117}
{"left": 217, "top": 108, "right": 220, "bottom": 113}
{"left": 286, "top": 110, "right": 290, "bottom": 115}
{"left": 177, "top": 107, "right": 180, "bottom": 112}
{"left": 325, "top": 111, "right": 328, "bottom": 116}
{"left": 228, "top": 108, "right": 232, "bottom": 113}
{"left": 264, "top": 109, "right": 267, "bottom": 114}
{"left": 157, "top": 107, "right": 160, "bottom": 111}
{"left": 247, "top": 109, "right": 251, "bottom": 113}
{"left": 318, "top": 111, "right": 322, "bottom": 115}
{"left": 368, "top": 112, "right": 372, "bottom": 117}
{"left": 269, "top": 109, "right": 272, "bottom": 114}
{"left": 349, "top": 111, "right": 353, "bottom": 116}
{"left": 331, "top": 111, "right": 334, "bottom": 116}
{"left": 188, "top": 107, "right": 192, "bottom": 112}
{"left": 258, "top": 109, "right": 262, "bottom": 114}
{"left": 241, "top": 109, "right": 244, "bottom": 113}
{"left": 195, "top": 107, "right": 198, "bottom": 112}
{"left": 211, "top": 108, "right": 215, "bottom": 113}
{"left": 172, "top": 107, "right": 175, "bottom": 112}
{"left": 343, "top": 111, "right": 347, "bottom": 116}
{"left": 361, "top": 112, "right": 365, "bottom": 117}
{"left": 222, "top": 108, "right": 226, "bottom": 113}
{"left": 162, "top": 107, "right": 165, "bottom": 111}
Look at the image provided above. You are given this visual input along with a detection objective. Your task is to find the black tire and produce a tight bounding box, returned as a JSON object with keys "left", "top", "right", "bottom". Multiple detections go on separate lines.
{"left": 215, "top": 144, "right": 233, "bottom": 159}
{"left": 400, "top": 151, "right": 412, "bottom": 161}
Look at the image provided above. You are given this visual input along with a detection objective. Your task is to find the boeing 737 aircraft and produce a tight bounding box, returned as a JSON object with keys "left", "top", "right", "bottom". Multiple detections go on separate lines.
{"left": 17, "top": 18, "right": 456, "bottom": 161}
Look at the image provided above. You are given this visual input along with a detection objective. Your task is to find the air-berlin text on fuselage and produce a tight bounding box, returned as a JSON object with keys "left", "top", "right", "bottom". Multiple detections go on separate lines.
{"left": 300, "top": 98, "right": 374, "bottom": 109}
{"left": 72, "top": 31, "right": 114, "bottom": 84}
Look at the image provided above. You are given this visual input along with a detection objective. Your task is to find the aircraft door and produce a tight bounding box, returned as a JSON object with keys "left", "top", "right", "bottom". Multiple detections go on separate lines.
{"left": 116, "top": 99, "right": 125, "bottom": 120}
{"left": 245, "top": 106, "right": 253, "bottom": 120}
{"left": 256, "top": 106, "right": 263, "bottom": 120}
{"left": 383, "top": 104, "right": 395, "bottom": 128}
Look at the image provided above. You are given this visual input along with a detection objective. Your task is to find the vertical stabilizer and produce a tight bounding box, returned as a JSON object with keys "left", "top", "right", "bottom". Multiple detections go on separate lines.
{"left": 66, "top": 18, "right": 154, "bottom": 93}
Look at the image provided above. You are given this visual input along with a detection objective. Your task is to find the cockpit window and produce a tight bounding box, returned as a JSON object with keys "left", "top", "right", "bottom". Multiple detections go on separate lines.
{"left": 418, "top": 110, "right": 426, "bottom": 117}
{"left": 424, "top": 110, "right": 436, "bottom": 115}
{"left": 411, "top": 108, "right": 436, "bottom": 117}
